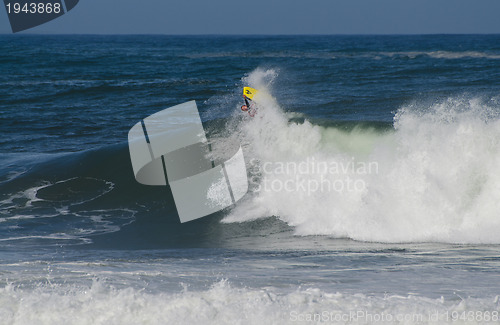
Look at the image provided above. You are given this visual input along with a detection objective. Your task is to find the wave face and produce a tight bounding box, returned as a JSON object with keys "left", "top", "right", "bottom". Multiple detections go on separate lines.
{"left": 222, "top": 69, "right": 500, "bottom": 244}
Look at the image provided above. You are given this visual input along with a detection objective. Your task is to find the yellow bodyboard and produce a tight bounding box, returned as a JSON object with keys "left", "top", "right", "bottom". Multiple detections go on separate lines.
{"left": 243, "top": 87, "right": 258, "bottom": 100}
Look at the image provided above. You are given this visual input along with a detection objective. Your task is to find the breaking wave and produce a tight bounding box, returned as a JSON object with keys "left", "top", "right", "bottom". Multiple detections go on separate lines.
{"left": 223, "top": 69, "right": 500, "bottom": 244}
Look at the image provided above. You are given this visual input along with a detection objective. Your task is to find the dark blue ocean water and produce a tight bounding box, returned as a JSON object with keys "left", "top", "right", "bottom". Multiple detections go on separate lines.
{"left": 1, "top": 35, "right": 500, "bottom": 324}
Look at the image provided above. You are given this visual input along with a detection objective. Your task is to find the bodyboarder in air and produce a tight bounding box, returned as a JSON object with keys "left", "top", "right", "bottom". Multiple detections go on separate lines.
{"left": 241, "top": 87, "right": 258, "bottom": 117}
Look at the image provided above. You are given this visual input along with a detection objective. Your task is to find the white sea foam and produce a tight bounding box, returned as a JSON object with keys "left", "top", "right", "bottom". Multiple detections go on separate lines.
{"left": 223, "top": 69, "right": 500, "bottom": 244}
{"left": 0, "top": 280, "right": 498, "bottom": 325}
{"left": 185, "top": 50, "right": 500, "bottom": 60}
{"left": 376, "top": 51, "right": 500, "bottom": 60}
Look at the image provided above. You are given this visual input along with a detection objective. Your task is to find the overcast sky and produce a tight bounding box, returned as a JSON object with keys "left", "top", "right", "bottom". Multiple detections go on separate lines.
{"left": 2, "top": 0, "right": 500, "bottom": 34}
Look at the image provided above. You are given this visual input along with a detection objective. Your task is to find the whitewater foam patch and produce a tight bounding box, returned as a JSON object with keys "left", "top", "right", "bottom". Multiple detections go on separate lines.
{"left": 383, "top": 51, "right": 500, "bottom": 60}
{"left": 1, "top": 280, "right": 499, "bottom": 325}
{"left": 0, "top": 176, "right": 136, "bottom": 246}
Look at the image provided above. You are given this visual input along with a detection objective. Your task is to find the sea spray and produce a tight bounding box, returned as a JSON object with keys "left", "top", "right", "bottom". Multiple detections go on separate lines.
{"left": 224, "top": 70, "right": 500, "bottom": 244}
{"left": 1, "top": 279, "right": 499, "bottom": 325}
